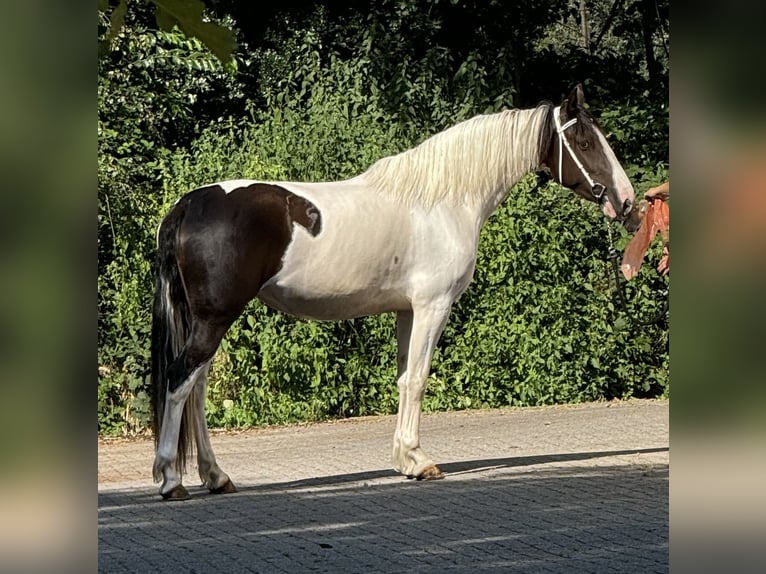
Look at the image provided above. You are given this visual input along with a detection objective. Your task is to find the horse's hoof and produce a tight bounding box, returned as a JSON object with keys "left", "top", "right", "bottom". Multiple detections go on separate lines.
{"left": 161, "top": 484, "right": 190, "bottom": 501}
{"left": 209, "top": 479, "right": 237, "bottom": 495}
{"left": 416, "top": 465, "right": 445, "bottom": 481}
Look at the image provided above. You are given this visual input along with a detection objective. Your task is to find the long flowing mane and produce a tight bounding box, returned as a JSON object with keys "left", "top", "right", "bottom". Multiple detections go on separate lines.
{"left": 363, "top": 104, "right": 553, "bottom": 207}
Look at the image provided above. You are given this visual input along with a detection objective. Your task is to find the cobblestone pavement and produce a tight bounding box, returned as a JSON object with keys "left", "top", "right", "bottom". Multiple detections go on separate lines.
{"left": 98, "top": 399, "right": 668, "bottom": 573}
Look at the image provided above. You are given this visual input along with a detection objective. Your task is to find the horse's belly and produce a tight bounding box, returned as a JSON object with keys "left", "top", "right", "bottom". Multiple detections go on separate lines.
{"left": 256, "top": 212, "right": 413, "bottom": 319}
{"left": 257, "top": 281, "right": 409, "bottom": 320}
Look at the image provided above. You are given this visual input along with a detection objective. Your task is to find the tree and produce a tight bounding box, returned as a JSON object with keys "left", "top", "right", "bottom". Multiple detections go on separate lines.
{"left": 99, "top": 0, "right": 237, "bottom": 63}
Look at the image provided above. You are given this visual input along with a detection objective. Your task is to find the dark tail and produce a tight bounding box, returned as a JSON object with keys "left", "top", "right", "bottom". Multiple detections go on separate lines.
{"left": 150, "top": 202, "right": 195, "bottom": 479}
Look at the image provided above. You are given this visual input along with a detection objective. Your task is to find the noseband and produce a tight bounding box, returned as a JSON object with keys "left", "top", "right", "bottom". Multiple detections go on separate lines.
{"left": 553, "top": 105, "right": 610, "bottom": 208}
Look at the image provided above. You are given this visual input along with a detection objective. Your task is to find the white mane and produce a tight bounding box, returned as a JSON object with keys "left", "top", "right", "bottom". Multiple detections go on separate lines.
{"left": 363, "top": 105, "right": 550, "bottom": 207}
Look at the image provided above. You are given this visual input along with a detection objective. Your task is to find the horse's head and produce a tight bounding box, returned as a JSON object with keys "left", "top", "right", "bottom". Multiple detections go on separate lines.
{"left": 543, "top": 84, "right": 641, "bottom": 232}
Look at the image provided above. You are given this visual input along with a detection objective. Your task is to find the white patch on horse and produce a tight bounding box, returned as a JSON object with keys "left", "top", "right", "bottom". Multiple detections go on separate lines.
{"left": 594, "top": 127, "right": 634, "bottom": 219}
{"left": 216, "top": 179, "right": 263, "bottom": 194}
{"left": 153, "top": 362, "right": 208, "bottom": 493}
{"left": 254, "top": 178, "right": 480, "bottom": 321}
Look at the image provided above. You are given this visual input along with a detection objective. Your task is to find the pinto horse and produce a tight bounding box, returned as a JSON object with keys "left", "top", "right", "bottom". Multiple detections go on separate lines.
{"left": 150, "top": 84, "right": 641, "bottom": 500}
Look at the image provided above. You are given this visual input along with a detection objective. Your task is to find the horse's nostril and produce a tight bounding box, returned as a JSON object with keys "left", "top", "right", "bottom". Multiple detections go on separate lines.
{"left": 623, "top": 198, "right": 633, "bottom": 216}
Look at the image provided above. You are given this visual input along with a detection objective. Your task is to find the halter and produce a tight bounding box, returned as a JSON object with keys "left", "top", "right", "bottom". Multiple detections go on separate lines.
{"left": 553, "top": 108, "right": 663, "bottom": 325}
{"left": 553, "top": 105, "right": 606, "bottom": 203}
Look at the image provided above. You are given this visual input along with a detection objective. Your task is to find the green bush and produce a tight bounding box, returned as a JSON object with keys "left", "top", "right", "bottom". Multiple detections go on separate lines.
{"left": 432, "top": 174, "right": 668, "bottom": 411}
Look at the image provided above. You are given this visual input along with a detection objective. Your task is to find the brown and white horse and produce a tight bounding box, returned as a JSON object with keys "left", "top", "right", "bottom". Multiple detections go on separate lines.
{"left": 150, "top": 84, "right": 640, "bottom": 499}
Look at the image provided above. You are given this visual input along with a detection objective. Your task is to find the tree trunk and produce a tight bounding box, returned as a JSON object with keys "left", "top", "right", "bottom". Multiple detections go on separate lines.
{"left": 579, "top": 0, "right": 591, "bottom": 54}
{"left": 639, "top": 0, "right": 659, "bottom": 83}
{"left": 592, "top": 0, "right": 626, "bottom": 54}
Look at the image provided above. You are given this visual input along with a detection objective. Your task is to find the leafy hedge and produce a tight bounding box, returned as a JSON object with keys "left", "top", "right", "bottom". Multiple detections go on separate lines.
{"left": 98, "top": 120, "right": 668, "bottom": 434}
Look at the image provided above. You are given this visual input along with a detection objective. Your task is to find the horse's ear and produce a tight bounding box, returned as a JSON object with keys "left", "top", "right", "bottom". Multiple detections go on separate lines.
{"left": 565, "top": 84, "right": 585, "bottom": 116}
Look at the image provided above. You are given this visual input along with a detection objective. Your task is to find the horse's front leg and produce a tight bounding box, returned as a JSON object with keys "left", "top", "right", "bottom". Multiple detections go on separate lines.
{"left": 392, "top": 302, "right": 451, "bottom": 480}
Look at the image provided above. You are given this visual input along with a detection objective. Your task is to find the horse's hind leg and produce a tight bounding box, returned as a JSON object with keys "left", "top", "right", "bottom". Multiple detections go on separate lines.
{"left": 153, "top": 321, "right": 230, "bottom": 499}
{"left": 153, "top": 359, "right": 209, "bottom": 499}
{"left": 192, "top": 369, "right": 236, "bottom": 494}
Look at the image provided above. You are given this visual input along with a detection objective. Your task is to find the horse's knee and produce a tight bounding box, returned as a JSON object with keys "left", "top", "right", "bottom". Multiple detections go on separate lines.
{"left": 397, "top": 371, "right": 428, "bottom": 397}
{"left": 396, "top": 373, "right": 408, "bottom": 393}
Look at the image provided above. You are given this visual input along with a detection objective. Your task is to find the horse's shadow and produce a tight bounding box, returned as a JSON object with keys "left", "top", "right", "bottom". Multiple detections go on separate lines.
{"left": 233, "top": 447, "right": 669, "bottom": 493}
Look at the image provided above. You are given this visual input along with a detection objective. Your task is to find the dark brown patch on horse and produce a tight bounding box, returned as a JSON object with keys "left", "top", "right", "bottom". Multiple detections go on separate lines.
{"left": 537, "top": 101, "right": 556, "bottom": 167}
{"left": 538, "top": 97, "right": 602, "bottom": 190}
{"left": 152, "top": 183, "right": 323, "bottom": 483}
{"left": 161, "top": 183, "right": 322, "bottom": 393}
{"left": 177, "top": 183, "right": 321, "bottom": 318}
{"left": 287, "top": 193, "right": 322, "bottom": 236}
{"left": 538, "top": 88, "right": 637, "bottom": 229}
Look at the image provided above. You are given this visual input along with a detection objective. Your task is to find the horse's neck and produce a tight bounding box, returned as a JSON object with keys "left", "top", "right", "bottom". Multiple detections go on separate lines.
{"left": 476, "top": 185, "right": 514, "bottom": 225}
{"left": 465, "top": 108, "right": 546, "bottom": 226}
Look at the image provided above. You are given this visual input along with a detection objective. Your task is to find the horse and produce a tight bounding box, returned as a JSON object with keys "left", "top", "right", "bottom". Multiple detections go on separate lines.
{"left": 150, "top": 84, "right": 641, "bottom": 500}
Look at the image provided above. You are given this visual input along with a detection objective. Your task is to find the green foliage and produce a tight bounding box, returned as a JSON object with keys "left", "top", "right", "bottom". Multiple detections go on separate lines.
{"left": 598, "top": 97, "right": 669, "bottom": 183}
{"left": 99, "top": 0, "right": 237, "bottom": 63}
{"left": 252, "top": 41, "right": 407, "bottom": 179}
{"left": 430, "top": 175, "right": 668, "bottom": 411}
{"left": 151, "top": 0, "right": 237, "bottom": 63}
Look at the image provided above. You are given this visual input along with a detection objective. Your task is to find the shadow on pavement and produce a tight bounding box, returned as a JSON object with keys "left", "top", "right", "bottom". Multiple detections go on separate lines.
{"left": 99, "top": 451, "right": 668, "bottom": 573}
{"left": 253, "top": 447, "right": 670, "bottom": 490}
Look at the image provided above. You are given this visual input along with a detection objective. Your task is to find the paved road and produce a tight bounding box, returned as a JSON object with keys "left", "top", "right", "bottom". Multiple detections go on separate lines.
{"left": 98, "top": 399, "right": 668, "bottom": 573}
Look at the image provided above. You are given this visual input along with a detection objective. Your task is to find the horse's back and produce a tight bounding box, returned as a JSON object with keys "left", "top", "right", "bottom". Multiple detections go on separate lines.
{"left": 257, "top": 180, "right": 480, "bottom": 319}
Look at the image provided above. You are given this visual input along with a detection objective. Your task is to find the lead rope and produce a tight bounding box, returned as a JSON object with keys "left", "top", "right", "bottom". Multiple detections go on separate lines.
{"left": 605, "top": 221, "right": 629, "bottom": 312}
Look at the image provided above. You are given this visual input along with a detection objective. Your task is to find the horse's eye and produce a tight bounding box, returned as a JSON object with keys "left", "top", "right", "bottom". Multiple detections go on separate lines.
{"left": 578, "top": 140, "right": 590, "bottom": 150}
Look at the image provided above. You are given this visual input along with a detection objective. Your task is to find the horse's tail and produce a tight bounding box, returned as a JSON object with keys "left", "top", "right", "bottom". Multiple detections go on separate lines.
{"left": 150, "top": 201, "right": 194, "bottom": 480}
